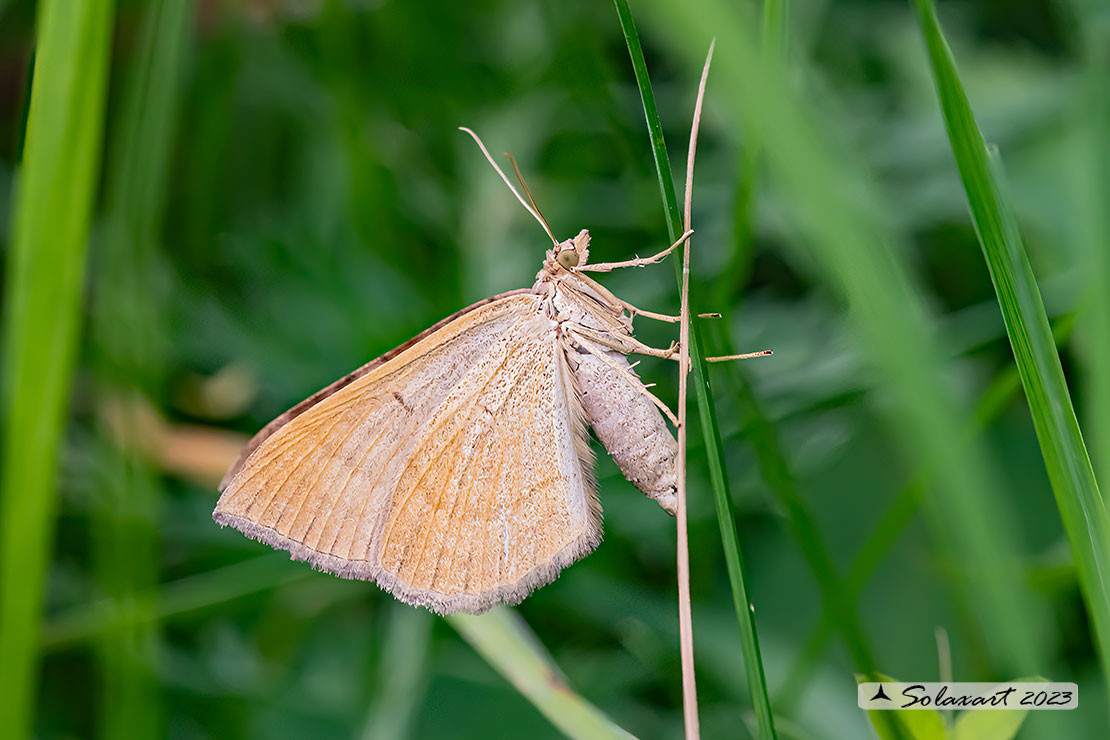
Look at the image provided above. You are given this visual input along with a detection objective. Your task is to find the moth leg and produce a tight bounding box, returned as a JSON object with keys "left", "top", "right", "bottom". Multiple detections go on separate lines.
{"left": 574, "top": 324, "right": 773, "bottom": 372}
{"left": 576, "top": 229, "right": 694, "bottom": 273}
{"left": 619, "top": 298, "right": 680, "bottom": 323}
{"left": 569, "top": 331, "right": 679, "bottom": 427}
{"left": 630, "top": 337, "right": 681, "bottom": 360}
{"left": 622, "top": 333, "right": 683, "bottom": 362}
{"left": 617, "top": 301, "right": 727, "bottom": 325}
{"left": 622, "top": 303, "right": 724, "bottom": 323}
{"left": 706, "top": 349, "right": 774, "bottom": 362}
{"left": 571, "top": 325, "right": 682, "bottom": 361}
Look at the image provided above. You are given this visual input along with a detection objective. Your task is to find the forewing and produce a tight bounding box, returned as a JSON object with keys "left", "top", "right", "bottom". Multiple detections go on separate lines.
{"left": 214, "top": 292, "right": 601, "bottom": 614}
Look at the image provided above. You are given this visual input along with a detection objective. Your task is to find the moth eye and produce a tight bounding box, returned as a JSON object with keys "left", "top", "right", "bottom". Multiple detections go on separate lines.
{"left": 557, "top": 250, "right": 579, "bottom": 269}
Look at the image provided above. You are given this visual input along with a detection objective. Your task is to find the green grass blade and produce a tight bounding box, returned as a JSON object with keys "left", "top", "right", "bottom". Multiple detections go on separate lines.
{"left": 912, "top": 0, "right": 1110, "bottom": 695}
{"left": 0, "top": 2, "right": 115, "bottom": 738}
{"left": 639, "top": 0, "right": 1044, "bottom": 677}
{"left": 1068, "top": 0, "right": 1110, "bottom": 547}
{"left": 448, "top": 610, "right": 639, "bottom": 740}
{"left": 613, "top": 0, "right": 682, "bottom": 237}
{"left": 613, "top": 3, "right": 779, "bottom": 738}
{"left": 91, "top": 2, "right": 191, "bottom": 738}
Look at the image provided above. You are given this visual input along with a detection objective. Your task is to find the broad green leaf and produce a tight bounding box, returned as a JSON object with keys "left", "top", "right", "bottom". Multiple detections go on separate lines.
{"left": 856, "top": 674, "right": 941, "bottom": 740}
{"left": 867, "top": 710, "right": 946, "bottom": 740}
{"left": 952, "top": 676, "right": 1041, "bottom": 740}
{"left": 953, "top": 709, "right": 1027, "bottom": 740}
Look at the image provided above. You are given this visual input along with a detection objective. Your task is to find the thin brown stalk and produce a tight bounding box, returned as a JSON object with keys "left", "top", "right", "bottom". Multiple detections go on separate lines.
{"left": 676, "top": 40, "right": 714, "bottom": 740}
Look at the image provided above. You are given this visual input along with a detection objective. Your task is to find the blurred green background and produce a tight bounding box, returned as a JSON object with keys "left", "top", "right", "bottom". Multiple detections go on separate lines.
{"left": 1, "top": 0, "right": 1108, "bottom": 738}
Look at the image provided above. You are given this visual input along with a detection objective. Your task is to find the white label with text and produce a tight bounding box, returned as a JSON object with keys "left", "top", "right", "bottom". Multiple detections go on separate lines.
{"left": 858, "top": 682, "right": 1077, "bottom": 710}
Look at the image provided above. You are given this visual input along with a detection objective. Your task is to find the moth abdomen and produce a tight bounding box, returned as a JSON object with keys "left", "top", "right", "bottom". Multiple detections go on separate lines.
{"left": 568, "top": 342, "right": 678, "bottom": 515}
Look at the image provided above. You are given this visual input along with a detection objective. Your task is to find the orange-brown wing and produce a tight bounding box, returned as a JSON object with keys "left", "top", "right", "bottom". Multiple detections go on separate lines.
{"left": 213, "top": 292, "right": 601, "bottom": 614}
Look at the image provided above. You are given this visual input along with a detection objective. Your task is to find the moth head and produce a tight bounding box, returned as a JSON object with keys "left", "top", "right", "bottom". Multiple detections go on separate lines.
{"left": 554, "top": 229, "right": 590, "bottom": 270}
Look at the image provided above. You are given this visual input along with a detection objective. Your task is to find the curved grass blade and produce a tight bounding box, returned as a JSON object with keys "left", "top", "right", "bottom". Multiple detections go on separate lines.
{"left": 912, "top": 0, "right": 1110, "bottom": 697}
{"left": 0, "top": 2, "right": 116, "bottom": 738}
{"left": 612, "top": 3, "right": 779, "bottom": 739}
{"left": 705, "top": 0, "right": 893, "bottom": 715}
{"left": 448, "top": 610, "right": 639, "bottom": 740}
{"left": 707, "top": 7, "right": 901, "bottom": 739}
{"left": 706, "top": 7, "right": 886, "bottom": 690}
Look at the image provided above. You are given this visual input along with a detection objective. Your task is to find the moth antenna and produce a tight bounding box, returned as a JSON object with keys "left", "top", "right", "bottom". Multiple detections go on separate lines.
{"left": 504, "top": 152, "right": 556, "bottom": 246}
{"left": 458, "top": 127, "right": 559, "bottom": 246}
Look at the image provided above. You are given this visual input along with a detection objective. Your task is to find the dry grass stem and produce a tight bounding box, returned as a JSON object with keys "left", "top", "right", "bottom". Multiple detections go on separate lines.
{"left": 675, "top": 39, "right": 715, "bottom": 740}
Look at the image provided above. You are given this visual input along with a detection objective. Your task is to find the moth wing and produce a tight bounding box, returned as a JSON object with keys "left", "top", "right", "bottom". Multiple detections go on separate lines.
{"left": 214, "top": 292, "right": 601, "bottom": 614}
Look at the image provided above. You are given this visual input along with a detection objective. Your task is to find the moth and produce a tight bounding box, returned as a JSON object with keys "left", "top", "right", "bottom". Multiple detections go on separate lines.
{"left": 214, "top": 129, "right": 764, "bottom": 615}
